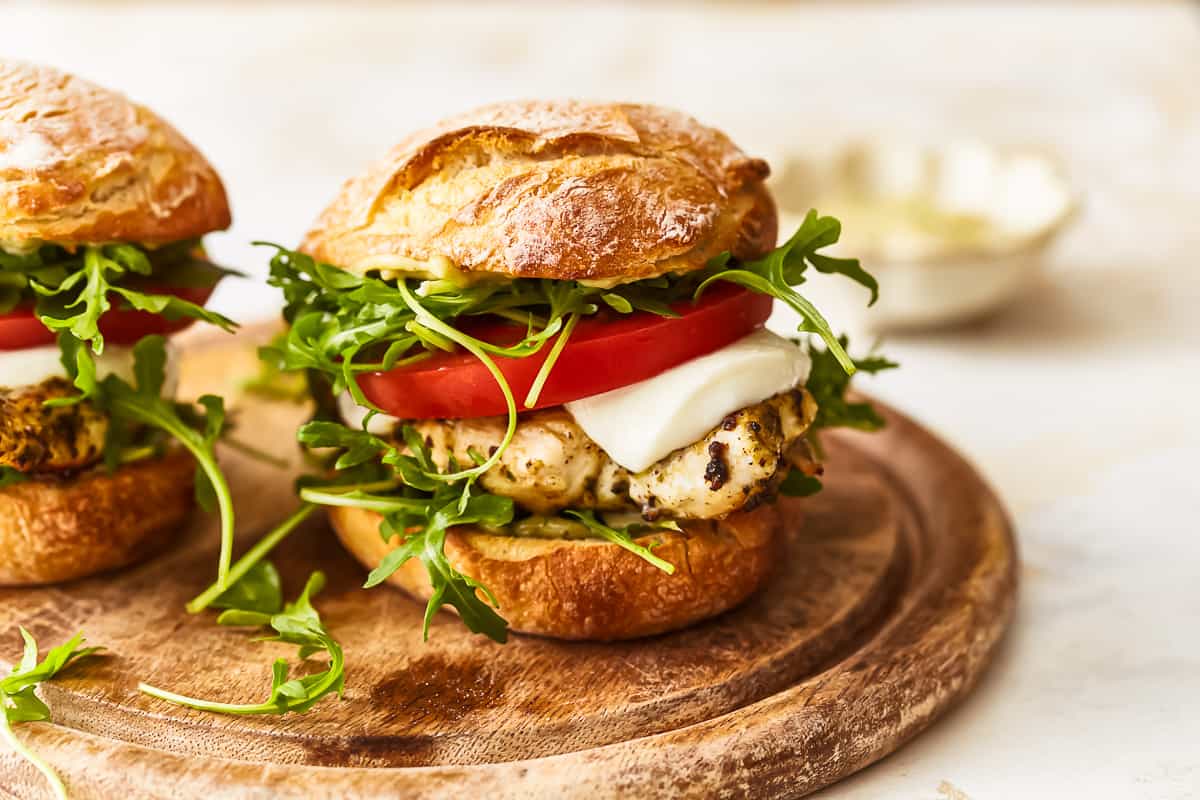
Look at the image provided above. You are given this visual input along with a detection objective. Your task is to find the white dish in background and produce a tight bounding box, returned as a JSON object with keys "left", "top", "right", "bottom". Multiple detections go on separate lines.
{"left": 772, "top": 140, "right": 1076, "bottom": 331}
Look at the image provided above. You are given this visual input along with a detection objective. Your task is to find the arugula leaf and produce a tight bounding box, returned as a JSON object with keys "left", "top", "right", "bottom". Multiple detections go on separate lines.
{"left": 97, "top": 337, "right": 236, "bottom": 589}
{"left": 804, "top": 336, "right": 898, "bottom": 457}
{"left": 563, "top": 510, "right": 678, "bottom": 573}
{"left": 779, "top": 470, "right": 824, "bottom": 497}
{"left": 240, "top": 332, "right": 311, "bottom": 402}
{"left": 298, "top": 420, "right": 390, "bottom": 471}
{"left": 28, "top": 244, "right": 234, "bottom": 359}
{"left": 301, "top": 476, "right": 513, "bottom": 643}
{"left": 211, "top": 560, "right": 284, "bottom": 616}
{"left": 0, "top": 467, "right": 27, "bottom": 488}
{"left": 141, "top": 570, "right": 344, "bottom": 716}
{"left": 187, "top": 504, "right": 317, "bottom": 614}
{"left": 1, "top": 629, "right": 101, "bottom": 800}
{"left": 33, "top": 247, "right": 112, "bottom": 351}
{"left": 696, "top": 209, "right": 878, "bottom": 373}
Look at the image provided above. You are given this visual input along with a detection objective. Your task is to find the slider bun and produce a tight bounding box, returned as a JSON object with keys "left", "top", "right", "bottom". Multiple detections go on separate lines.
{"left": 329, "top": 503, "right": 780, "bottom": 641}
{"left": 302, "top": 100, "right": 777, "bottom": 285}
{"left": 0, "top": 449, "right": 195, "bottom": 586}
{"left": 0, "top": 59, "right": 230, "bottom": 248}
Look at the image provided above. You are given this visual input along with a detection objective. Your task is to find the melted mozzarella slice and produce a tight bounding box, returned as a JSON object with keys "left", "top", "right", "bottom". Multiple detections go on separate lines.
{"left": 565, "top": 329, "right": 811, "bottom": 472}
{"left": 0, "top": 342, "right": 179, "bottom": 395}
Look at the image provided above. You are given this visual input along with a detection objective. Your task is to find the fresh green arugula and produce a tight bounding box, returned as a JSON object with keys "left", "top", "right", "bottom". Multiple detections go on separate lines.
{"left": 254, "top": 211, "right": 883, "bottom": 643}
{"left": 778, "top": 469, "right": 825, "bottom": 498}
{"left": 140, "top": 568, "right": 344, "bottom": 716}
{"left": 0, "top": 242, "right": 240, "bottom": 592}
{"left": 778, "top": 337, "right": 899, "bottom": 493}
{"left": 295, "top": 421, "right": 516, "bottom": 642}
{"left": 187, "top": 504, "right": 317, "bottom": 614}
{"left": 2, "top": 242, "right": 236, "bottom": 366}
{"left": 563, "top": 510, "right": 679, "bottom": 573}
{"left": 696, "top": 210, "right": 878, "bottom": 373}
{"left": 803, "top": 337, "right": 899, "bottom": 457}
{"left": 57, "top": 335, "right": 237, "bottom": 588}
{"left": 0, "top": 629, "right": 101, "bottom": 800}
{"left": 0, "top": 467, "right": 27, "bottom": 488}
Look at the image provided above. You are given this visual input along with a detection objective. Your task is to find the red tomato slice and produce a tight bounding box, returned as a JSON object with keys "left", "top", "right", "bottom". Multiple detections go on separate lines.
{"left": 357, "top": 283, "right": 773, "bottom": 419}
{"left": 0, "top": 285, "right": 215, "bottom": 352}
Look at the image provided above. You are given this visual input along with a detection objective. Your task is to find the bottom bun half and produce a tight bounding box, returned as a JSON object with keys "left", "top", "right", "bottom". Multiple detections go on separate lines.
{"left": 0, "top": 449, "right": 195, "bottom": 586}
{"left": 329, "top": 503, "right": 782, "bottom": 641}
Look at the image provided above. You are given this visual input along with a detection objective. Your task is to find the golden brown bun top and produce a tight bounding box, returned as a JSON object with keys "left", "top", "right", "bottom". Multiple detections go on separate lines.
{"left": 301, "top": 100, "right": 777, "bottom": 284}
{"left": 0, "top": 60, "right": 231, "bottom": 248}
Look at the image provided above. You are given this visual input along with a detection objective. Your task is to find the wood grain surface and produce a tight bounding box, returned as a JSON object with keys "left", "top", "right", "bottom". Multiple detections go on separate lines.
{"left": 0, "top": 332, "right": 1017, "bottom": 798}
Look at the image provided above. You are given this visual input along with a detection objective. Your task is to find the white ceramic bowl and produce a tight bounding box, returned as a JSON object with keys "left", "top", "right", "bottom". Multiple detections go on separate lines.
{"left": 772, "top": 140, "right": 1076, "bottom": 331}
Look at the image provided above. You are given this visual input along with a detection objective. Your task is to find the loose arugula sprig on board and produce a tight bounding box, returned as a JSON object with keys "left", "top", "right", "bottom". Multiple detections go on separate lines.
{"left": 0, "top": 629, "right": 101, "bottom": 800}
{"left": 140, "top": 567, "right": 344, "bottom": 716}
{"left": 253, "top": 211, "right": 880, "bottom": 643}
{"left": 0, "top": 242, "right": 241, "bottom": 591}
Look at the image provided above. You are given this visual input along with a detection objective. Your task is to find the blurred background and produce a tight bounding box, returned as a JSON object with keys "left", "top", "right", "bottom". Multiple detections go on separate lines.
{"left": 6, "top": 2, "right": 1200, "bottom": 798}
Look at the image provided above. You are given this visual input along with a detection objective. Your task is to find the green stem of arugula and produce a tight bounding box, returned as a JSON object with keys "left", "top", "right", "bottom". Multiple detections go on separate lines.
{"left": 524, "top": 311, "right": 579, "bottom": 408}
{"left": 299, "top": 487, "right": 430, "bottom": 514}
{"left": 305, "top": 479, "right": 401, "bottom": 494}
{"left": 0, "top": 708, "right": 67, "bottom": 800}
{"left": 695, "top": 269, "right": 856, "bottom": 374}
{"left": 110, "top": 397, "right": 236, "bottom": 589}
{"left": 564, "top": 511, "right": 677, "bottom": 574}
{"left": 491, "top": 308, "right": 549, "bottom": 329}
{"left": 348, "top": 350, "right": 433, "bottom": 373}
{"left": 186, "top": 504, "right": 317, "bottom": 614}
{"left": 136, "top": 681, "right": 282, "bottom": 716}
{"left": 395, "top": 281, "right": 516, "bottom": 482}
{"left": 139, "top": 638, "right": 343, "bottom": 716}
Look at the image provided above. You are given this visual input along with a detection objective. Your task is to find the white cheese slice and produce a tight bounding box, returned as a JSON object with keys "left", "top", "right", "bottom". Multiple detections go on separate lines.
{"left": 0, "top": 342, "right": 179, "bottom": 396}
{"left": 565, "top": 329, "right": 810, "bottom": 473}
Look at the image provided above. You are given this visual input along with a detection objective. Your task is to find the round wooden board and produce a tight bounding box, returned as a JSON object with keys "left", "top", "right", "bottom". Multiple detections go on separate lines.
{"left": 0, "top": 332, "right": 1016, "bottom": 799}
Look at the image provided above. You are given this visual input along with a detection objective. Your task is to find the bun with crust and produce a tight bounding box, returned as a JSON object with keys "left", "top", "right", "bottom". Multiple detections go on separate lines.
{"left": 0, "top": 449, "right": 195, "bottom": 586}
{"left": 301, "top": 100, "right": 777, "bottom": 285}
{"left": 0, "top": 59, "right": 231, "bottom": 248}
{"left": 329, "top": 502, "right": 781, "bottom": 640}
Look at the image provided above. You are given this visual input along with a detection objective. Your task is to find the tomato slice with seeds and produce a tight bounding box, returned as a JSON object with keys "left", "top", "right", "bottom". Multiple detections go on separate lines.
{"left": 0, "top": 285, "right": 216, "bottom": 351}
{"left": 357, "top": 283, "right": 773, "bottom": 419}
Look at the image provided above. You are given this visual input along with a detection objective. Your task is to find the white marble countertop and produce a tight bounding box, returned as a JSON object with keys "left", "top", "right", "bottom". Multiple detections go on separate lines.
{"left": 6, "top": 2, "right": 1199, "bottom": 797}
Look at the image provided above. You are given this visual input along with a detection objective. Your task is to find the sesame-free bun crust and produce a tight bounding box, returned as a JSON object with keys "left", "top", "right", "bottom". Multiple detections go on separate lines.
{"left": 0, "top": 449, "right": 195, "bottom": 586}
{"left": 0, "top": 60, "right": 231, "bottom": 247}
{"left": 329, "top": 503, "right": 780, "bottom": 641}
{"left": 302, "top": 100, "right": 777, "bottom": 284}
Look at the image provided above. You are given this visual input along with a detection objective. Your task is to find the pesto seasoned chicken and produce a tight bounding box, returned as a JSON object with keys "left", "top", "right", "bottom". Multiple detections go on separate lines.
{"left": 401, "top": 388, "right": 817, "bottom": 520}
{"left": 0, "top": 378, "right": 108, "bottom": 473}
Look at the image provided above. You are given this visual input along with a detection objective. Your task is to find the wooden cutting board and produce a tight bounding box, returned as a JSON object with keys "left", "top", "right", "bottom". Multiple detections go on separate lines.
{"left": 0, "top": 331, "right": 1016, "bottom": 799}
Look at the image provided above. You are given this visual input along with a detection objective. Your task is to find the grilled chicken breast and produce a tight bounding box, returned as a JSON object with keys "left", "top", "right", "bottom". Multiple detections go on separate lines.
{"left": 0, "top": 378, "right": 108, "bottom": 474}
{"left": 402, "top": 388, "right": 817, "bottom": 520}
